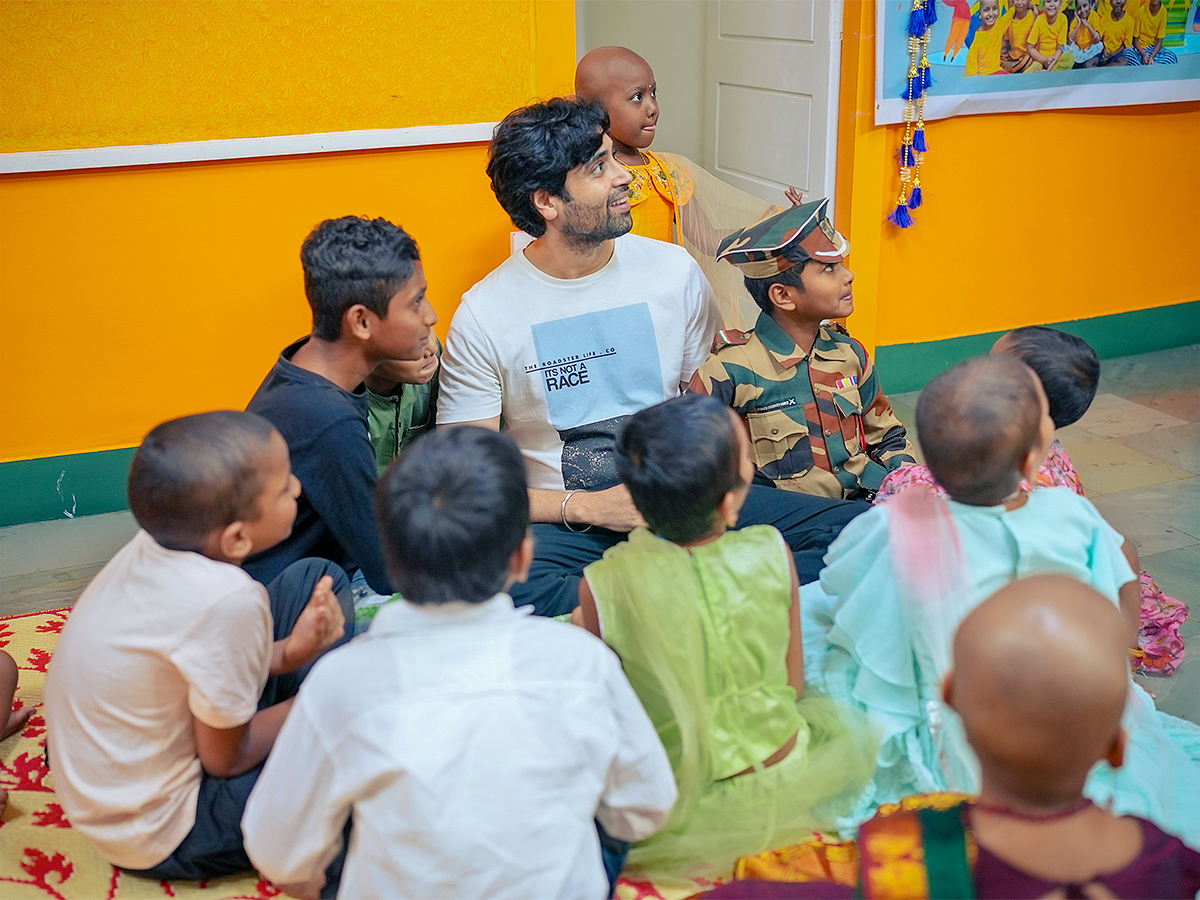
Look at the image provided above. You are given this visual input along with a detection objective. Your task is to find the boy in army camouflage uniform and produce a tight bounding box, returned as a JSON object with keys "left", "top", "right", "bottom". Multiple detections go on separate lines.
{"left": 688, "top": 199, "right": 914, "bottom": 500}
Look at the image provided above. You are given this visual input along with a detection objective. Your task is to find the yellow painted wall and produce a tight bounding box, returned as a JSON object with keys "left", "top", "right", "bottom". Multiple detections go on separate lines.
{"left": 0, "top": 0, "right": 576, "bottom": 464}
{"left": 2, "top": 1, "right": 540, "bottom": 151}
{"left": 835, "top": 0, "right": 1200, "bottom": 354}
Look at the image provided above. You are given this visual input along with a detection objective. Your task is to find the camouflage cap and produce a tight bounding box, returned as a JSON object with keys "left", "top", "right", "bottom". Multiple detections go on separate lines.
{"left": 717, "top": 198, "right": 850, "bottom": 279}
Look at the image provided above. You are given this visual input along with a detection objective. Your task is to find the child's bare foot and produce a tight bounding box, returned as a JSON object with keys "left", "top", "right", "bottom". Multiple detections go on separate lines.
{"left": 2, "top": 705, "right": 35, "bottom": 741}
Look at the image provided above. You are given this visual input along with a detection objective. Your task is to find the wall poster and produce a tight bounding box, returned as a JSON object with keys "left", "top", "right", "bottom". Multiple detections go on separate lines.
{"left": 876, "top": 0, "right": 1200, "bottom": 124}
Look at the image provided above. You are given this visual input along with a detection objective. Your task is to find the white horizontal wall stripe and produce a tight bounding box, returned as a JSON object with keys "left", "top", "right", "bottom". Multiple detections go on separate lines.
{"left": 0, "top": 122, "right": 499, "bottom": 174}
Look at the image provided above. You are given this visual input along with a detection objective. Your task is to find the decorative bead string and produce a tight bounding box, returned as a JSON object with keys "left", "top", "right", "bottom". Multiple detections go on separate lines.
{"left": 888, "top": 0, "right": 936, "bottom": 228}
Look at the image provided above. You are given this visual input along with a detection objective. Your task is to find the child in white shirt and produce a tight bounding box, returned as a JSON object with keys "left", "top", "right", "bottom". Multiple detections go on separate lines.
{"left": 243, "top": 426, "right": 676, "bottom": 899}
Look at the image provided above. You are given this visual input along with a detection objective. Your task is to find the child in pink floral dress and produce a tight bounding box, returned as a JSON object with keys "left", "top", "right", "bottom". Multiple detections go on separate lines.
{"left": 877, "top": 326, "right": 1189, "bottom": 676}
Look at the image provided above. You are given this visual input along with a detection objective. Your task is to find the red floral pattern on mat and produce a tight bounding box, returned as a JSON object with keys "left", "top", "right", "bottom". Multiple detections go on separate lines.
{"left": 36, "top": 612, "right": 69, "bottom": 635}
{"left": 2, "top": 608, "right": 283, "bottom": 899}
{"left": 26, "top": 647, "right": 52, "bottom": 673}
{"left": 33, "top": 803, "right": 72, "bottom": 828}
{"left": 1, "top": 849, "right": 75, "bottom": 900}
{"left": 2, "top": 750, "right": 52, "bottom": 793}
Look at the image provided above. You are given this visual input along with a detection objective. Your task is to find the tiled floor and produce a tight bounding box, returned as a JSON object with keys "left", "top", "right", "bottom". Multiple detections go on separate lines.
{"left": 2, "top": 344, "right": 1198, "bottom": 721}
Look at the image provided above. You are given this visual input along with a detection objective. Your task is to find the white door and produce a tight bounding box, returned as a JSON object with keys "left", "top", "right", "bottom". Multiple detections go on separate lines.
{"left": 702, "top": 0, "right": 843, "bottom": 206}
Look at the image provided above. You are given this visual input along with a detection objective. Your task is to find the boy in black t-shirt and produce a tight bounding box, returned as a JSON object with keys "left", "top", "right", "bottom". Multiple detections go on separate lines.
{"left": 245, "top": 216, "right": 437, "bottom": 596}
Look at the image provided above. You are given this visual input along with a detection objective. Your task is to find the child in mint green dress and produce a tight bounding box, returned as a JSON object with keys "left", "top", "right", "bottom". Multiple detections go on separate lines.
{"left": 574, "top": 395, "right": 877, "bottom": 890}
{"left": 805, "top": 354, "right": 1200, "bottom": 846}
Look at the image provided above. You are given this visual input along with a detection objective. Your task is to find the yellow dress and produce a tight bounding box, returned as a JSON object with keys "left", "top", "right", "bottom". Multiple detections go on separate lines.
{"left": 625, "top": 150, "right": 693, "bottom": 244}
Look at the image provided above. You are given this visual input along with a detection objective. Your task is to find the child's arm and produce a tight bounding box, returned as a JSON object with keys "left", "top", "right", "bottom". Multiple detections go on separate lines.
{"left": 1144, "top": 33, "right": 1163, "bottom": 62}
{"left": 192, "top": 698, "right": 294, "bottom": 778}
{"left": 966, "top": 39, "right": 983, "bottom": 75}
{"left": 1118, "top": 538, "right": 1142, "bottom": 651}
{"left": 1, "top": 650, "right": 34, "bottom": 742}
{"left": 269, "top": 575, "right": 345, "bottom": 676}
{"left": 574, "top": 576, "right": 603, "bottom": 639}
{"left": 785, "top": 555, "right": 805, "bottom": 699}
{"left": 299, "top": 422, "right": 394, "bottom": 597}
{"left": 243, "top": 693, "right": 349, "bottom": 899}
{"left": 1026, "top": 39, "right": 1053, "bottom": 65}
{"left": 1027, "top": 27, "right": 1056, "bottom": 66}
{"left": 1130, "top": 30, "right": 1151, "bottom": 61}
{"left": 1001, "top": 26, "right": 1022, "bottom": 69}
{"left": 595, "top": 653, "right": 679, "bottom": 843}
{"left": 1098, "top": 30, "right": 1125, "bottom": 62}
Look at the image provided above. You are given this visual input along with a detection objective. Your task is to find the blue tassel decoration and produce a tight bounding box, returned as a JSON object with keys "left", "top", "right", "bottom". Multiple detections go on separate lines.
{"left": 913, "top": 128, "right": 928, "bottom": 152}
{"left": 908, "top": 185, "right": 924, "bottom": 209}
{"left": 909, "top": 9, "right": 928, "bottom": 36}
{"left": 925, "top": 1, "right": 938, "bottom": 25}
{"left": 901, "top": 142, "right": 917, "bottom": 167}
{"left": 922, "top": 66, "right": 934, "bottom": 90}
{"left": 901, "top": 80, "right": 925, "bottom": 101}
{"left": 888, "top": 203, "right": 915, "bottom": 228}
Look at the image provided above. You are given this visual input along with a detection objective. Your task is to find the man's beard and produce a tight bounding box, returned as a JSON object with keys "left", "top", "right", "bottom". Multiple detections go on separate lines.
{"left": 559, "top": 190, "right": 633, "bottom": 251}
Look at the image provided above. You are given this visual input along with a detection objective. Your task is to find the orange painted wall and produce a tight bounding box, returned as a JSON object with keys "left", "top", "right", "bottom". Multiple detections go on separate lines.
{"left": 0, "top": 0, "right": 576, "bottom": 464}
{"left": 835, "top": 0, "right": 1200, "bottom": 354}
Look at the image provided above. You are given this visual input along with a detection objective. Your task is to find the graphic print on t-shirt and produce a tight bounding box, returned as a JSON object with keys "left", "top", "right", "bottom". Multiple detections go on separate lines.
{"left": 529, "top": 303, "right": 663, "bottom": 490}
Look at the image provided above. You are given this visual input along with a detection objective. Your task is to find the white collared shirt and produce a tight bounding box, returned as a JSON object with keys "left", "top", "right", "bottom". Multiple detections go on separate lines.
{"left": 243, "top": 594, "right": 676, "bottom": 899}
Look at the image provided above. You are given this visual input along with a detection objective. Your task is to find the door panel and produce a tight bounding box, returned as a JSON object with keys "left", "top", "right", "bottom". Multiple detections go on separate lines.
{"left": 704, "top": 0, "right": 840, "bottom": 206}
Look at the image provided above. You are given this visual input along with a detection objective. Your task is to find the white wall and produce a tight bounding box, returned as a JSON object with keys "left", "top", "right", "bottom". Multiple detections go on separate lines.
{"left": 576, "top": 0, "right": 708, "bottom": 164}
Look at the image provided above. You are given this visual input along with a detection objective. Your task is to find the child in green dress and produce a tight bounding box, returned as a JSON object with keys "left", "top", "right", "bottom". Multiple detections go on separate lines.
{"left": 573, "top": 394, "right": 876, "bottom": 890}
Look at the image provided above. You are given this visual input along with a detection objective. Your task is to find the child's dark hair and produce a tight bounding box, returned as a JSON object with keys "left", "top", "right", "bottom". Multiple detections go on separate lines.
{"left": 743, "top": 246, "right": 811, "bottom": 315}
{"left": 998, "top": 327, "right": 1099, "bottom": 429}
{"left": 301, "top": 216, "right": 421, "bottom": 342}
{"left": 375, "top": 427, "right": 529, "bottom": 605}
{"left": 917, "top": 356, "right": 1041, "bottom": 506}
{"left": 128, "top": 411, "right": 277, "bottom": 552}
{"left": 615, "top": 395, "right": 745, "bottom": 544}
{"left": 487, "top": 96, "right": 610, "bottom": 238}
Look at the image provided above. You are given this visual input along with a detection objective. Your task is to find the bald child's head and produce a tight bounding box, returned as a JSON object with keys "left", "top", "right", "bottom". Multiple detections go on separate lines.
{"left": 947, "top": 575, "right": 1129, "bottom": 805}
{"left": 575, "top": 46, "right": 659, "bottom": 155}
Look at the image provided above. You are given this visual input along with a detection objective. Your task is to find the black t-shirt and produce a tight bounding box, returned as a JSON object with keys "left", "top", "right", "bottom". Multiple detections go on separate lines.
{"left": 244, "top": 338, "right": 392, "bottom": 595}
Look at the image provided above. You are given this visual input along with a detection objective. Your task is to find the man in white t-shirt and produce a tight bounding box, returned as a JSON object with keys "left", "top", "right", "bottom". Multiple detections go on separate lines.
{"left": 438, "top": 96, "right": 866, "bottom": 617}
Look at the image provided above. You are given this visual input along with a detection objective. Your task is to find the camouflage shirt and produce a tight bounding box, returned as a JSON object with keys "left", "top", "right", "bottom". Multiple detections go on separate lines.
{"left": 688, "top": 312, "right": 915, "bottom": 499}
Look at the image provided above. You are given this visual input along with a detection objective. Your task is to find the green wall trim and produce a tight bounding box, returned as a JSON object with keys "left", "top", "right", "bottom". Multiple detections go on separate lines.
{"left": 875, "top": 301, "right": 1200, "bottom": 395}
{"left": 2, "top": 303, "right": 1198, "bottom": 527}
{"left": 0, "top": 447, "right": 136, "bottom": 528}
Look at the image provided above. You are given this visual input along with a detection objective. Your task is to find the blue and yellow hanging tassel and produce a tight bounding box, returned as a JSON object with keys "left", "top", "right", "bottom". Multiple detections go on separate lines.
{"left": 889, "top": 0, "right": 933, "bottom": 229}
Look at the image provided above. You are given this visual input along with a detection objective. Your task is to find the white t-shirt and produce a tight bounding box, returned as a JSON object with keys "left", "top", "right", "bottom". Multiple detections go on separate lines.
{"left": 44, "top": 530, "right": 273, "bottom": 869}
{"left": 243, "top": 594, "right": 677, "bottom": 900}
{"left": 437, "top": 233, "right": 720, "bottom": 490}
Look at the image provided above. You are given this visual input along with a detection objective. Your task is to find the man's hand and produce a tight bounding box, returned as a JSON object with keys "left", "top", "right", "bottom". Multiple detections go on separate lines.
{"left": 277, "top": 576, "right": 345, "bottom": 675}
{"left": 566, "top": 485, "right": 648, "bottom": 533}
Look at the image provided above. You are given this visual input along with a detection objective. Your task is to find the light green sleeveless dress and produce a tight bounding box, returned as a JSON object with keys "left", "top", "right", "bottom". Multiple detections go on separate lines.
{"left": 585, "top": 525, "right": 877, "bottom": 887}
